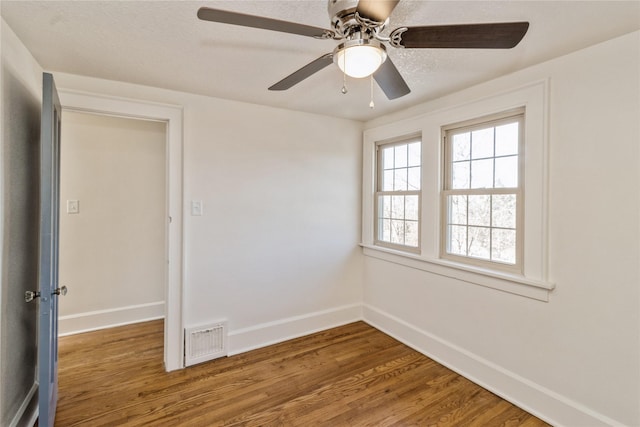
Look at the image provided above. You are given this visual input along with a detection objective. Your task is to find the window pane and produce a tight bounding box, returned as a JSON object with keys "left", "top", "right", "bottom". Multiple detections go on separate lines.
{"left": 468, "top": 195, "right": 490, "bottom": 226}
{"left": 408, "top": 142, "right": 421, "bottom": 167}
{"left": 381, "top": 219, "right": 391, "bottom": 241}
{"left": 405, "top": 221, "right": 419, "bottom": 247}
{"left": 494, "top": 156, "right": 518, "bottom": 188}
{"left": 379, "top": 195, "right": 391, "bottom": 218}
{"left": 495, "top": 122, "right": 519, "bottom": 156}
{"left": 452, "top": 161, "right": 470, "bottom": 189}
{"left": 492, "top": 228, "right": 516, "bottom": 264}
{"left": 471, "top": 127, "right": 494, "bottom": 159}
{"left": 452, "top": 132, "right": 470, "bottom": 161}
{"left": 471, "top": 159, "right": 493, "bottom": 189}
{"left": 391, "top": 220, "right": 405, "bottom": 244}
{"left": 492, "top": 194, "right": 516, "bottom": 229}
{"left": 394, "top": 144, "right": 408, "bottom": 168}
{"left": 405, "top": 195, "right": 419, "bottom": 221}
{"left": 448, "top": 225, "right": 467, "bottom": 256}
{"left": 408, "top": 166, "right": 420, "bottom": 190}
{"left": 382, "top": 146, "right": 394, "bottom": 169}
{"left": 391, "top": 195, "right": 405, "bottom": 219}
{"left": 448, "top": 195, "right": 467, "bottom": 225}
{"left": 468, "top": 226, "right": 490, "bottom": 260}
{"left": 383, "top": 170, "right": 394, "bottom": 191}
{"left": 393, "top": 168, "right": 408, "bottom": 191}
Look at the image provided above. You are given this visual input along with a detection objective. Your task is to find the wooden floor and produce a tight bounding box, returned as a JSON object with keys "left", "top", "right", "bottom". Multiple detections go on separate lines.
{"left": 56, "top": 320, "right": 548, "bottom": 426}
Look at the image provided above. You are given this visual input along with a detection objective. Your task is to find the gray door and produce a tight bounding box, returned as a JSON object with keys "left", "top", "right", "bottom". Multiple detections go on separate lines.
{"left": 38, "top": 72, "right": 64, "bottom": 427}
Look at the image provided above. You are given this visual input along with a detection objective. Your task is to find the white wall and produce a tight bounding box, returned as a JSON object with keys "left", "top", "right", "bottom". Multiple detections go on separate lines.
{"left": 0, "top": 18, "right": 43, "bottom": 427}
{"left": 52, "top": 72, "right": 365, "bottom": 353}
{"left": 362, "top": 31, "right": 640, "bottom": 426}
{"left": 58, "top": 111, "right": 166, "bottom": 334}
{"left": 6, "top": 10, "right": 637, "bottom": 426}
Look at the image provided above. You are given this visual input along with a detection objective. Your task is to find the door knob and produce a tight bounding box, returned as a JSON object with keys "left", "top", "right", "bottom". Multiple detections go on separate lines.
{"left": 25, "top": 291, "right": 40, "bottom": 303}
{"left": 25, "top": 286, "right": 67, "bottom": 302}
{"left": 53, "top": 286, "right": 68, "bottom": 296}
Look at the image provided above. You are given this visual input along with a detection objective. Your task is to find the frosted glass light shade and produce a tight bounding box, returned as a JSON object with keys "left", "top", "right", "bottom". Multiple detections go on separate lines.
{"left": 335, "top": 44, "right": 387, "bottom": 78}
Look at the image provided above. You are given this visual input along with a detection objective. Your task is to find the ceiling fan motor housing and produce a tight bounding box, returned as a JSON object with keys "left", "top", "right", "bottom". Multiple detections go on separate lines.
{"left": 328, "top": 0, "right": 387, "bottom": 39}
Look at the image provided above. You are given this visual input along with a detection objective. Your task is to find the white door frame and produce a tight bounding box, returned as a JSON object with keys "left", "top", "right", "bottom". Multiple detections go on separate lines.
{"left": 58, "top": 89, "right": 184, "bottom": 371}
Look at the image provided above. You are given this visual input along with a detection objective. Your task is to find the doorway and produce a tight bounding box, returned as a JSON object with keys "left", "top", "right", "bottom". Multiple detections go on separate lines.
{"left": 58, "top": 91, "right": 184, "bottom": 371}
{"left": 59, "top": 111, "right": 166, "bottom": 337}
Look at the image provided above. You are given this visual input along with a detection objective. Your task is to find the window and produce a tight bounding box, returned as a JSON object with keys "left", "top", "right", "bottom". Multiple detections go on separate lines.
{"left": 362, "top": 81, "right": 552, "bottom": 300}
{"left": 375, "top": 137, "right": 421, "bottom": 251}
{"left": 442, "top": 110, "right": 524, "bottom": 271}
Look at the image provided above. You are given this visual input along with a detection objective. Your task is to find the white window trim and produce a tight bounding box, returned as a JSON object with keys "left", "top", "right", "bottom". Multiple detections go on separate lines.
{"left": 362, "top": 80, "right": 555, "bottom": 301}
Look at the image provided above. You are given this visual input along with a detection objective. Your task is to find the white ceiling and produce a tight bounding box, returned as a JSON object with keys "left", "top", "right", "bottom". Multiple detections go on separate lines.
{"left": 2, "top": 1, "right": 639, "bottom": 121}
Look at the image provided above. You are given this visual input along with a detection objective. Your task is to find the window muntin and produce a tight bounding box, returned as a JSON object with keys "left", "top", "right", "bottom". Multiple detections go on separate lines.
{"left": 442, "top": 112, "right": 524, "bottom": 270}
{"left": 375, "top": 138, "right": 421, "bottom": 251}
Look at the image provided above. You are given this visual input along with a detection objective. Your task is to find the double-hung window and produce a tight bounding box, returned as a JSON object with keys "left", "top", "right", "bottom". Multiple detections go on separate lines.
{"left": 363, "top": 82, "right": 552, "bottom": 300}
{"left": 442, "top": 110, "right": 524, "bottom": 272}
{"left": 375, "top": 137, "right": 421, "bottom": 252}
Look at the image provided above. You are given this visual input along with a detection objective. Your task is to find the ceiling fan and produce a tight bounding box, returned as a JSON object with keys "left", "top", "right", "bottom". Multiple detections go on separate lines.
{"left": 197, "top": 0, "right": 529, "bottom": 100}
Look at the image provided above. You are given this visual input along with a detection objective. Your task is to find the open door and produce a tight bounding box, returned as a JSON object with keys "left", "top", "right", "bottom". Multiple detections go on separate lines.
{"left": 37, "top": 72, "right": 65, "bottom": 427}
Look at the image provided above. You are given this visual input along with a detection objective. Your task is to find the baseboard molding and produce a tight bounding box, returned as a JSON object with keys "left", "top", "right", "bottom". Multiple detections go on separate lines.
{"left": 59, "top": 301, "right": 165, "bottom": 336}
{"left": 9, "top": 382, "right": 38, "bottom": 427}
{"left": 54, "top": 300, "right": 621, "bottom": 425}
{"left": 227, "top": 303, "right": 362, "bottom": 356}
{"left": 362, "top": 304, "right": 622, "bottom": 427}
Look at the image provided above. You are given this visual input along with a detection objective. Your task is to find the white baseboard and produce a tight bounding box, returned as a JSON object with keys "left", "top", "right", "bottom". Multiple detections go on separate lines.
{"left": 227, "top": 303, "right": 362, "bottom": 356}
{"left": 9, "top": 382, "right": 38, "bottom": 427}
{"left": 59, "top": 301, "right": 165, "bottom": 336}
{"left": 362, "top": 304, "right": 622, "bottom": 427}
{"left": 55, "top": 300, "right": 622, "bottom": 426}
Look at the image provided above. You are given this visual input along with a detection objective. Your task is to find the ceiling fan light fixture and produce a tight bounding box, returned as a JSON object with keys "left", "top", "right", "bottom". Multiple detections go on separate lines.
{"left": 334, "top": 39, "right": 387, "bottom": 79}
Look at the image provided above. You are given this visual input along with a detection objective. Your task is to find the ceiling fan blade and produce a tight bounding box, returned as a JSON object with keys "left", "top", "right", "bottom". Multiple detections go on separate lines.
{"left": 374, "top": 57, "right": 411, "bottom": 100}
{"left": 356, "top": 0, "right": 400, "bottom": 23}
{"left": 269, "top": 53, "right": 334, "bottom": 91}
{"left": 390, "top": 22, "right": 530, "bottom": 49}
{"left": 197, "top": 7, "right": 335, "bottom": 39}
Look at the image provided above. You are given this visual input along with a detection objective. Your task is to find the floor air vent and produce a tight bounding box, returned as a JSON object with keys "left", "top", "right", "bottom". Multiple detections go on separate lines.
{"left": 184, "top": 321, "right": 227, "bottom": 367}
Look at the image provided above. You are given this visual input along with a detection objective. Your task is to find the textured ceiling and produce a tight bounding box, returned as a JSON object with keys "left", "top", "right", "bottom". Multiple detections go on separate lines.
{"left": 2, "top": 1, "right": 639, "bottom": 121}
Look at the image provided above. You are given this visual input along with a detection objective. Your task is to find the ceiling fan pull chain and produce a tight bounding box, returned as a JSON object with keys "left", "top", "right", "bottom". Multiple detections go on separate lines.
{"left": 369, "top": 75, "right": 375, "bottom": 109}
{"left": 341, "top": 48, "right": 348, "bottom": 94}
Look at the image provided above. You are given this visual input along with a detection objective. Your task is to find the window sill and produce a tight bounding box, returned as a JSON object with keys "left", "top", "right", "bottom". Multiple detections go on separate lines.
{"left": 360, "top": 244, "right": 555, "bottom": 302}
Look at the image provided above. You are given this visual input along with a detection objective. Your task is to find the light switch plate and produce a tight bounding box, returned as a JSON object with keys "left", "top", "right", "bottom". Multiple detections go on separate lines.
{"left": 67, "top": 200, "right": 79, "bottom": 214}
{"left": 191, "top": 200, "right": 203, "bottom": 216}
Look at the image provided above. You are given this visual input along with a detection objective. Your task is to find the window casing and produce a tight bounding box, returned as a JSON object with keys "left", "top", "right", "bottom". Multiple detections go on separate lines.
{"left": 441, "top": 110, "right": 524, "bottom": 272}
{"left": 374, "top": 137, "right": 421, "bottom": 252}
{"left": 362, "top": 81, "right": 552, "bottom": 301}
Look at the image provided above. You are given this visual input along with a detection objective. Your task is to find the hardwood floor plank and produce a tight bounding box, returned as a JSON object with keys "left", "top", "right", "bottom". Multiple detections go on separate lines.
{"left": 55, "top": 320, "right": 549, "bottom": 426}
{"left": 227, "top": 352, "right": 428, "bottom": 426}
